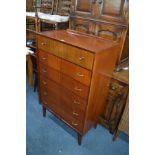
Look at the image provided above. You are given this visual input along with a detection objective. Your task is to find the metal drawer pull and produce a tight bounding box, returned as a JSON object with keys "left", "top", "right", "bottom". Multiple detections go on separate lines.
{"left": 79, "top": 57, "right": 85, "bottom": 61}
{"left": 74, "top": 100, "right": 80, "bottom": 105}
{"left": 72, "top": 112, "right": 79, "bottom": 116}
{"left": 44, "top": 101, "right": 47, "bottom": 105}
{"left": 42, "top": 81, "right": 47, "bottom": 85}
{"left": 42, "top": 69, "right": 47, "bottom": 73}
{"left": 76, "top": 73, "right": 84, "bottom": 77}
{"left": 74, "top": 87, "right": 82, "bottom": 91}
{"left": 41, "top": 42, "right": 47, "bottom": 45}
{"left": 42, "top": 57, "right": 46, "bottom": 60}
{"left": 72, "top": 122, "right": 78, "bottom": 126}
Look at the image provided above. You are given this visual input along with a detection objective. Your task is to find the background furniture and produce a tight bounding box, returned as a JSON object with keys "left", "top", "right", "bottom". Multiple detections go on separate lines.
{"left": 26, "top": 48, "right": 38, "bottom": 91}
{"left": 26, "top": 51, "right": 33, "bottom": 87}
{"left": 113, "top": 95, "right": 129, "bottom": 141}
{"left": 99, "top": 61, "right": 129, "bottom": 133}
{"left": 26, "top": 0, "right": 37, "bottom": 43}
{"left": 26, "top": 0, "right": 71, "bottom": 32}
{"left": 26, "top": 0, "right": 72, "bottom": 47}
{"left": 69, "top": 0, "right": 129, "bottom": 64}
{"left": 36, "top": 29, "right": 119, "bottom": 145}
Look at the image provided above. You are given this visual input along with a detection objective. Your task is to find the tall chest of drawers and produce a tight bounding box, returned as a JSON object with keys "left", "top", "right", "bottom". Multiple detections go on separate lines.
{"left": 36, "top": 29, "right": 119, "bottom": 145}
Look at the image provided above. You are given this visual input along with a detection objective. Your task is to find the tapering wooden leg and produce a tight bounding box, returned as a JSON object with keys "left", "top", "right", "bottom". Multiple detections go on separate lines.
{"left": 33, "top": 73, "right": 38, "bottom": 92}
{"left": 43, "top": 106, "right": 46, "bottom": 117}
{"left": 113, "top": 130, "right": 120, "bottom": 141}
{"left": 77, "top": 133, "right": 82, "bottom": 145}
{"left": 94, "top": 122, "right": 98, "bottom": 129}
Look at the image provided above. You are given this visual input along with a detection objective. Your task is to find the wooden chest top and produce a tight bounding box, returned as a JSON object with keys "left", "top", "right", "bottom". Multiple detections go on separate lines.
{"left": 37, "top": 29, "right": 118, "bottom": 53}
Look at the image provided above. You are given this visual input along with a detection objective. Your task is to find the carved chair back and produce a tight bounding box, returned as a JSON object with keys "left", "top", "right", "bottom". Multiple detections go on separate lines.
{"left": 57, "top": 0, "right": 72, "bottom": 16}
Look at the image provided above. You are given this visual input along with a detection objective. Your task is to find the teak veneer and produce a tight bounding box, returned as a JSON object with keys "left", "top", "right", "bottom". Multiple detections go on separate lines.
{"left": 37, "top": 29, "right": 119, "bottom": 145}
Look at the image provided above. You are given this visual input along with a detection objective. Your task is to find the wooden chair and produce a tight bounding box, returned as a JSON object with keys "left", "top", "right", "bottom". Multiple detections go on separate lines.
{"left": 26, "top": 0, "right": 38, "bottom": 31}
{"left": 35, "top": 0, "right": 70, "bottom": 31}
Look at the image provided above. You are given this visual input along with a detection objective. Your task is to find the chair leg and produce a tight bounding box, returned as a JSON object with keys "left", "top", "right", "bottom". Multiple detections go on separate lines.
{"left": 33, "top": 73, "right": 38, "bottom": 92}
{"left": 94, "top": 122, "right": 98, "bottom": 129}
{"left": 43, "top": 106, "right": 46, "bottom": 117}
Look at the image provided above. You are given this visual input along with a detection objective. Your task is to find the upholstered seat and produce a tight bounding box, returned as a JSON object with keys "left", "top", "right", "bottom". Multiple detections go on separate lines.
{"left": 26, "top": 12, "right": 35, "bottom": 17}
{"left": 38, "top": 13, "right": 69, "bottom": 22}
{"left": 26, "top": 11, "right": 69, "bottom": 23}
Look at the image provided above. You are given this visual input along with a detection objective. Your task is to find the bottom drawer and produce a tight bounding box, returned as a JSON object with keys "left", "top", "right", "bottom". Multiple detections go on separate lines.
{"left": 40, "top": 79, "right": 84, "bottom": 133}
{"left": 42, "top": 98, "right": 84, "bottom": 133}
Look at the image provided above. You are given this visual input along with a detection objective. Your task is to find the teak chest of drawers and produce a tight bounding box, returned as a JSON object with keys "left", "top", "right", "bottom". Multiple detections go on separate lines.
{"left": 36, "top": 29, "right": 119, "bottom": 145}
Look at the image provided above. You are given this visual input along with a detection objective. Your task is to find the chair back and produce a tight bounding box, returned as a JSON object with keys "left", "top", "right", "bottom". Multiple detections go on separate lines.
{"left": 26, "top": 0, "right": 36, "bottom": 12}
{"left": 57, "top": 0, "right": 71, "bottom": 16}
{"left": 39, "top": 0, "right": 62, "bottom": 15}
{"left": 35, "top": 0, "right": 71, "bottom": 16}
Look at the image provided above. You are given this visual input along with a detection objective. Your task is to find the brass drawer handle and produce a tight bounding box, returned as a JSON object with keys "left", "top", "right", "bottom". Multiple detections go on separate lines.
{"left": 74, "top": 100, "right": 80, "bottom": 105}
{"left": 42, "top": 69, "right": 47, "bottom": 73}
{"left": 44, "top": 101, "right": 47, "bottom": 105}
{"left": 79, "top": 57, "right": 85, "bottom": 61}
{"left": 42, "top": 81, "right": 47, "bottom": 85}
{"left": 76, "top": 73, "right": 84, "bottom": 77}
{"left": 41, "top": 42, "right": 47, "bottom": 46}
{"left": 72, "top": 112, "right": 79, "bottom": 116}
{"left": 72, "top": 121, "right": 78, "bottom": 126}
{"left": 42, "top": 57, "right": 47, "bottom": 60}
{"left": 74, "top": 87, "right": 82, "bottom": 91}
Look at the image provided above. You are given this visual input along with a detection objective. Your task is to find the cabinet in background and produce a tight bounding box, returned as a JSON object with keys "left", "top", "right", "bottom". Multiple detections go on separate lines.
{"left": 99, "top": 66, "right": 129, "bottom": 133}
{"left": 70, "top": 0, "right": 129, "bottom": 64}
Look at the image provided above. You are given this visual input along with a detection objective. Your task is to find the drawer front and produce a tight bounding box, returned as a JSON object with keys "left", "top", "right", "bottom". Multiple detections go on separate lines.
{"left": 51, "top": 40, "right": 63, "bottom": 57}
{"left": 40, "top": 87, "right": 60, "bottom": 109}
{"left": 40, "top": 79, "right": 84, "bottom": 133}
{"left": 38, "top": 50, "right": 61, "bottom": 71}
{"left": 51, "top": 40, "right": 94, "bottom": 70}
{"left": 40, "top": 75, "right": 87, "bottom": 112}
{"left": 39, "top": 64, "right": 61, "bottom": 84}
{"left": 60, "top": 109, "right": 84, "bottom": 133}
{"left": 61, "top": 73, "right": 89, "bottom": 100}
{"left": 38, "top": 36, "right": 94, "bottom": 70}
{"left": 42, "top": 97, "right": 84, "bottom": 133}
{"left": 61, "top": 59, "right": 91, "bottom": 86}
{"left": 62, "top": 43, "right": 94, "bottom": 70}
{"left": 38, "top": 36, "right": 51, "bottom": 51}
{"left": 39, "top": 77, "right": 60, "bottom": 106}
{"left": 60, "top": 87, "right": 86, "bottom": 121}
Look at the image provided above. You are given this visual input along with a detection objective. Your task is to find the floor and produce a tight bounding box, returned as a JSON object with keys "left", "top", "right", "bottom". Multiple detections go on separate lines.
{"left": 26, "top": 80, "right": 129, "bottom": 155}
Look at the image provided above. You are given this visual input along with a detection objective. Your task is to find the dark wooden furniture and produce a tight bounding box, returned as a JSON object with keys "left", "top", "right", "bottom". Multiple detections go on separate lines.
{"left": 99, "top": 63, "right": 129, "bottom": 133}
{"left": 69, "top": 0, "right": 129, "bottom": 64}
{"left": 26, "top": 52, "right": 33, "bottom": 87}
{"left": 113, "top": 95, "right": 129, "bottom": 141}
{"left": 36, "top": 29, "right": 119, "bottom": 145}
{"left": 34, "top": 0, "right": 71, "bottom": 31}
{"left": 26, "top": 0, "right": 37, "bottom": 43}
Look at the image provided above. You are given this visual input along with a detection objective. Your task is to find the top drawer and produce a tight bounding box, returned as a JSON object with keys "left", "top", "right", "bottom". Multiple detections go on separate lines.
{"left": 37, "top": 35, "right": 94, "bottom": 70}
{"left": 37, "top": 36, "right": 51, "bottom": 51}
{"left": 60, "top": 42, "right": 94, "bottom": 70}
